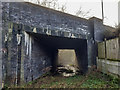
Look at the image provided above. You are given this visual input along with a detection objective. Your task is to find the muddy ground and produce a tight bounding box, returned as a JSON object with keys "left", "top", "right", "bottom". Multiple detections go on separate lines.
{"left": 6, "top": 70, "right": 120, "bottom": 88}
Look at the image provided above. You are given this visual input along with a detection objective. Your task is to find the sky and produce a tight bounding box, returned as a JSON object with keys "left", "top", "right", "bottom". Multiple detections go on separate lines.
{"left": 57, "top": 0, "right": 119, "bottom": 27}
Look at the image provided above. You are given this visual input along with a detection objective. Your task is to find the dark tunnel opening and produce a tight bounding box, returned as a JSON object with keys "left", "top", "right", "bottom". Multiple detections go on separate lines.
{"left": 26, "top": 31, "right": 88, "bottom": 78}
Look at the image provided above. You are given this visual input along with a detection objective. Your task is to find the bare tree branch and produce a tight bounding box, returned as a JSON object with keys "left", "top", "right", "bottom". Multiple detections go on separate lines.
{"left": 60, "top": 3, "right": 66, "bottom": 12}
{"left": 75, "top": 7, "right": 91, "bottom": 19}
{"left": 30, "top": 0, "right": 92, "bottom": 18}
{"left": 35, "top": 0, "right": 66, "bottom": 12}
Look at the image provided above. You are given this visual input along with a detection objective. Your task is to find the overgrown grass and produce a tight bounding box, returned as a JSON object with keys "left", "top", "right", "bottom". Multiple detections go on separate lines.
{"left": 4, "top": 71, "right": 120, "bottom": 89}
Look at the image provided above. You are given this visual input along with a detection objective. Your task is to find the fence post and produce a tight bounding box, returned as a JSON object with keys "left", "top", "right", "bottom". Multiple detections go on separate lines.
{"left": 104, "top": 38, "right": 107, "bottom": 73}
{"left": 104, "top": 38, "right": 107, "bottom": 59}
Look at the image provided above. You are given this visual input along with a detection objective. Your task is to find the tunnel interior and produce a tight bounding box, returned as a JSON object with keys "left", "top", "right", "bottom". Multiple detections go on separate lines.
{"left": 25, "top": 32, "right": 88, "bottom": 80}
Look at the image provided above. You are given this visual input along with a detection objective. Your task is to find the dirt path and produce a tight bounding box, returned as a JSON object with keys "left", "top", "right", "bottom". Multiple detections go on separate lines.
{"left": 9, "top": 71, "right": 119, "bottom": 88}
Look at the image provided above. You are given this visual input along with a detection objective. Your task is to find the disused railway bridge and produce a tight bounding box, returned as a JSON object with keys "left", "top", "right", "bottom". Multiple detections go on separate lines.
{"left": 0, "top": 2, "right": 115, "bottom": 87}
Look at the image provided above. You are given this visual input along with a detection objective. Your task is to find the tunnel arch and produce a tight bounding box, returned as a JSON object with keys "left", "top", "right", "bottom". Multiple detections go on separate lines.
{"left": 24, "top": 31, "right": 88, "bottom": 80}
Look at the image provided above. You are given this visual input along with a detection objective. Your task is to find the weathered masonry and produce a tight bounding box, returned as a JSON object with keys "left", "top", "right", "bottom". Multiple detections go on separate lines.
{"left": 0, "top": 2, "right": 117, "bottom": 87}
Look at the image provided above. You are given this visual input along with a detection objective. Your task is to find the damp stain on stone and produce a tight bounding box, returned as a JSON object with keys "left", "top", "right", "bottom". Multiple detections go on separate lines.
{"left": 24, "top": 31, "right": 32, "bottom": 60}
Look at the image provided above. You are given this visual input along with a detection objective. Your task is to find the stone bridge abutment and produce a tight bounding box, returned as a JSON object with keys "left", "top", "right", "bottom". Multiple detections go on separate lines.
{"left": 0, "top": 2, "right": 114, "bottom": 87}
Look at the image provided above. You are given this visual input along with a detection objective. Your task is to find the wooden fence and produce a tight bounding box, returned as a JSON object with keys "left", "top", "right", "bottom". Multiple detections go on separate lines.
{"left": 98, "top": 37, "right": 120, "bottom": 61}
{"left": 97, "top": 37, "right": 120, "bottom": 77}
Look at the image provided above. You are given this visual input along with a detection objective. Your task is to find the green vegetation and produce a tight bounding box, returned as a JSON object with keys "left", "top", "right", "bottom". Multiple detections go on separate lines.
{"left": 5, "top": 71, "right": 120, "bottom": 89}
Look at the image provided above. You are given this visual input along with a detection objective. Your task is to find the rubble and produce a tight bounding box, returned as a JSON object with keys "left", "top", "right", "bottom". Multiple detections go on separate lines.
{"left": 57, "top": 65, "right": 79, "bottom": 77}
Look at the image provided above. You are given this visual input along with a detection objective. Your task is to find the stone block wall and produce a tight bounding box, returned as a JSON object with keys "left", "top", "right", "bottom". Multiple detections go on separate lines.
{"left": 1, "top": 2, "right": 92, "bottom": 86}
{"left": 57, "top": 49, "right": 78, "bottom": 67}
{"left": 0, "top": 1, "right": 116, "bottom": 87}
{"left": 22, "top": 32, "right": 52, "bottom": 83}
{"left": 0, "top": 1, "right": 2, "bottom": 89}
{"left": 6, "top": 2, "right": 91, "bottom": 39}
{"left": 1, "top": 22, "right": 53, "bottom": 86}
